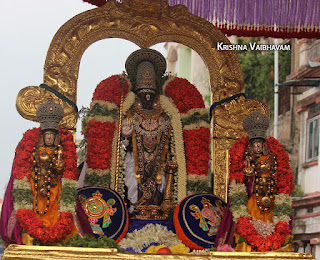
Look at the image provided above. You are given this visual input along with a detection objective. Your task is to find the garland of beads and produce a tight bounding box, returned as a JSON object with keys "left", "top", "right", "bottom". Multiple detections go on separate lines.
{"left": 252, "top": 153, "right": 277, "bottom": 212}
{"left": 32, "top": 145, "right": 59, "bottom": 215}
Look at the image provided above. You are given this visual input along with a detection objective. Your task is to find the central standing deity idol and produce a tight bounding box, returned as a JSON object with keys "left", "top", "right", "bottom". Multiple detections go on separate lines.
{"left": 83, "top": 48, "right": 211, "bottom": 227}
{"left": 122, "top": 49, "right": 175, "bottom": 220}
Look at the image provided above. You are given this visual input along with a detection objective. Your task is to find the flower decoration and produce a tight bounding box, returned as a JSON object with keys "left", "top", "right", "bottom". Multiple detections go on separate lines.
{"left": 16, "top": 209, "right": 73, "bottom": 243}
{"left": 118, "top": 224, "right": 181, "bottom": 253}
{"left": 228, "top": 136, "right": 294, "bottom": 251}
{"left": 12, "top": 127, "right": 79, "bottom": 243}
{"left": 85, "top": 74, "right": 210, "bottom": 201}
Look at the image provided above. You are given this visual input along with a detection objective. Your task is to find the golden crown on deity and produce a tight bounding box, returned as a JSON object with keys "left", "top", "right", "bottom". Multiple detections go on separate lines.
{"left": 243, "top": 112, "right": 269, "bottom": 140}
{"left": 36, "top": 100, "right": 64, "bottom": 131}
{"left": 125, "top": 48, "right": 167, "bottom": 92}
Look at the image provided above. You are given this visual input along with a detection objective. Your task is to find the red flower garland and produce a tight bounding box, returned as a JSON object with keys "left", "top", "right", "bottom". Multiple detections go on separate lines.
{"left": 86, "top": 119, "right": 116, "bottom": 169}
{"left": 183, "top": 128, "right": 210, "bottom": 176}
{"left": 236, "top": 217, "right": 290, "bottom": 251}
{"left": 12, "top": 128, "right": 79, "bottom": 180}
{"left": 12, "top": 128, "right": 41, "bottom": 179}
{"left": 164, "top": 77, "right": 205, "bottom": 114}
{"left": 59, "top": 128, "right": 79, "bottom": 180}
{"left": 86, "top": 75, "right": 129, "bottom": 173}
{"left": 92, "top": 74, "right": 130, "bottom": 106}
{"left": 229, "top": 136, "right": 294, "bottom": 194}
{"left": 229, "top": 136, "right": 294, "bottom": 251}
{"left": 164, "top": 77, "right": 210, "bottom": 177}
{"left": 16, "top": 209, "right": 73, "bottom": 243}
{"left": 12, "top": 127, "right": 78, "bottom": 243}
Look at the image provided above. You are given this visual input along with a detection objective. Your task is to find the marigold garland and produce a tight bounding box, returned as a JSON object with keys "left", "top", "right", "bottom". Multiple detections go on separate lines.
{"left": 229, "top": 136, "right": 294, "bottom": 251}
{"left": 12, "top": 127, "right": 79, "bottom": 243}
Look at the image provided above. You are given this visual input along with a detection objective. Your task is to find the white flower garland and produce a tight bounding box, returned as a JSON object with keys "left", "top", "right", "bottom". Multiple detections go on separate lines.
{"left": 110, "top": 91, "right": 135, "bottom": 190}
{"left": 160, "top": 95, "right": 187, "bottom": 202}
{"left": 229, "top": 181, "right": 292, "bottom": 226}
{"left": 13, "top": 177, "right": 33, "bottom": 211}
{"left": 119, "top": 224, "right": 181, "bottom": 253}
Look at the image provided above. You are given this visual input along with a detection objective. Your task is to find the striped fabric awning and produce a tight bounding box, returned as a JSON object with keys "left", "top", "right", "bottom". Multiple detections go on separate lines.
{"left": 83, "top": 0, "right": 320, "bottom": 39}
{"left": 168, "top": 0, "right": 320, "bottom": 39}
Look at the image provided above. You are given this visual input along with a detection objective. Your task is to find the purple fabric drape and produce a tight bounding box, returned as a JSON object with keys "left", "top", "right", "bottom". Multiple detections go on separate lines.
{"left": 76, "top": 200, "right": 94, "bottom": 236}
{"left": 215, "top": 175, "right": 254, "bottom": 248}
{"left": 0, "top": 174, "right": 22, "bottom": 247}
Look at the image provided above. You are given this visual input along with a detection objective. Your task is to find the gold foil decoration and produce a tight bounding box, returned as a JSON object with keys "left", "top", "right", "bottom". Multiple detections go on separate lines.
{"left": 15, "top": 0, "right": 270, "bottom": 199}
{"left": 16, "top": 0, "right": 243, "bottom": 131}
{"left": 212, "top": 97, "right": 269, "bottom": 200}
{"left": 3, "top": 244, "right": 315, "bottom": 260}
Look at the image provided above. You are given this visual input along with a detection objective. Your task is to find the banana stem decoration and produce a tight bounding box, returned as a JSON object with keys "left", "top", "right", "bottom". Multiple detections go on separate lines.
{"left": 115, "top": 71, "right": 126, "bottom": 192}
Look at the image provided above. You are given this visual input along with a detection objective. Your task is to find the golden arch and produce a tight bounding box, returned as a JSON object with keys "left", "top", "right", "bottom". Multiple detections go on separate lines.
{"left": 16, "top": 0, "right": 268, "bottom": 199}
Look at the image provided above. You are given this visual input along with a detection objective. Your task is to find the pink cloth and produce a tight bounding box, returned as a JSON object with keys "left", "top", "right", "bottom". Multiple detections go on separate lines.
{"left": 0, "top": 174, "right": 22, "bottom": 246}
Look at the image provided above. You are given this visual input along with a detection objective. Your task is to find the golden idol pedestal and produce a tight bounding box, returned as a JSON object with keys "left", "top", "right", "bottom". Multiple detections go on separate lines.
{"left": 2, "top": 245, "right": 314, "bottom": 260}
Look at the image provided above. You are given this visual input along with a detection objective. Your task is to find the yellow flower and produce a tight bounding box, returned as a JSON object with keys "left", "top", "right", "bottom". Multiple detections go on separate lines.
{"left": 170, "top": 243, "right": 190, "bottom": 254}
{"left": 145, "top": 245, "right": 167, "bottom": 254}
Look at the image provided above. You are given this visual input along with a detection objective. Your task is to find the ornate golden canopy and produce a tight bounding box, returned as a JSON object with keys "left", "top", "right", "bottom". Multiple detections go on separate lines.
{"left": 16, "top": 0, "right": 268, "bottom": 200}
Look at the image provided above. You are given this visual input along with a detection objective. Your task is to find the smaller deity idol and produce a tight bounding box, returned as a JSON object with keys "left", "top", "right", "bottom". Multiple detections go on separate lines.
{"left": 215, "top": 112, "right": 293, "bottom": 252}
{"left": 0, "top": 99, "right": 91, "bottom": 246}
{"left": 242, "top": 112, "right": 277, "bottom": 215}
{"left": 31, "top": 101, "right": 66, "bottom": 217}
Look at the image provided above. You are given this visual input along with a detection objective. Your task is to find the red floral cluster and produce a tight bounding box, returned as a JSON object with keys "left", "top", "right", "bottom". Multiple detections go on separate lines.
{"left": 183, "top": 128, "right": 210, "bottom": 176}
{"left": 229, "top": 136, "right": 294, "bottom": 195}
{"left": 92, "top": 75, "right": 130, "bottom": 106}
{"left": 236, "top": 216, "right": 290, "bottom": 251}
{"left": 86, "top": 119, "right": 116, "bottom": 170}
{"left": 16, "top": 209, "right": 73, "bottom": 243}
{"left": 12, "top": 128, "right": 79, "bottom": 181}
{"left": 266, "top": 137, "right": 294, "bottom": 194}
{"left": 59, "top": 128, "right": 79, "bottom": 180}
{"left": 164, "top": 77, "right": 205, "bottom": 114}
{"left": 229, "top": 137, "right": 249, "bottom": 183}
{"left": 12, "top": 128, "right": 41, "bottom": 179}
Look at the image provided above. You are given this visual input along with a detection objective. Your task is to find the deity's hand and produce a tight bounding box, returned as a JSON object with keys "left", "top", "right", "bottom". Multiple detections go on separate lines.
{"left": 122, "top": 117, "right": 133, "bottom": 138}
{"left": 54, "top": 145, "right": 65, "bottom": 173}
{"left": 165, "top": 160, "right": 178, "bottom": 175}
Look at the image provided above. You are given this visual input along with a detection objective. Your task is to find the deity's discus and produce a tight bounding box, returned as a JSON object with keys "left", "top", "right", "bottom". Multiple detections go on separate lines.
{"left": 173, "top": 193, "right": 227, "bottom": 250}
{"left": 78, "top": 187, "right": 129, "bottom": 243}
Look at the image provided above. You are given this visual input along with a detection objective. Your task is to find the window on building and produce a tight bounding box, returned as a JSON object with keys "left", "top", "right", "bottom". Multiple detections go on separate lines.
{"left": 306, "top": 114, "right": 320, "bottom": 162}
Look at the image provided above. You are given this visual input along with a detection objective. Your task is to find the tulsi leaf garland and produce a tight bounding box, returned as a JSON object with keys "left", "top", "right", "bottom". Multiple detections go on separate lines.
{"left": 12, "top": 127, "right": 79, "bottom": 243}
{"left": 229, "top": 136, "right": 294, "bottom": 251}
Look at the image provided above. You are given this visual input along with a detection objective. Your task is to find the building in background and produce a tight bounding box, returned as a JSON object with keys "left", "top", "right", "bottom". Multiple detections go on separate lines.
{"left": 277, "top": 39, "right": 320, "bottom": 258}
{"left": 166, "top": 38, "right": 320, "bottom": 258}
